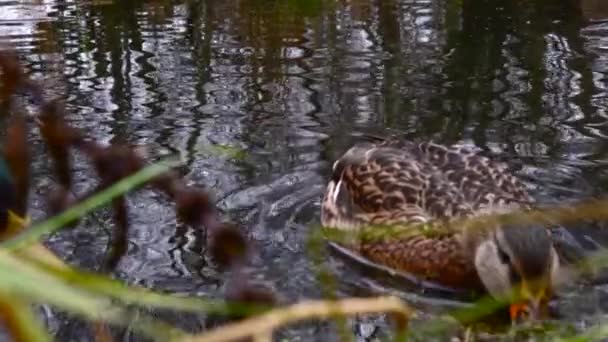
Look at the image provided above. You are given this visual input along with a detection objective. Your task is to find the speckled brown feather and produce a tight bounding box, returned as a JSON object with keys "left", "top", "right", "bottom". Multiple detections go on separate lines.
{"left": 321, "top": 140, "right": 535, "bottom": 291}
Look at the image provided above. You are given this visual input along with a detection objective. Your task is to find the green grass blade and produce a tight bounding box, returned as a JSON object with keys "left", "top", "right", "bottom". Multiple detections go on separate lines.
{"left": 23, "top": 256, "right": 264, "bottom": 317}
{"left": 0, "top": 249, "right": 185, "bottom": 341}
{"left": 1, "top": 158, "right": 180, "bottom": 251}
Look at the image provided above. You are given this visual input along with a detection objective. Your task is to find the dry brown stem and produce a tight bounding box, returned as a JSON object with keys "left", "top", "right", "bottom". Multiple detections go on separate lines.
{"left": 178, "top": 296, "right": 413, "bottom": 342}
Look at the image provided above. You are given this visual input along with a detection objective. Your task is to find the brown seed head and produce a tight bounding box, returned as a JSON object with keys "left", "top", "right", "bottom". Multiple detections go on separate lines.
{"left": 92, "top": 145, "right": 145, "bottom": 185}
{"left": 209, "top": 223, "right": 248, "bottom": 268}
{"left": 0, "top": 50, "right": 24, "bottom": 103}
{"left": 174, "top": 188, "right": 214, "bottom": 226}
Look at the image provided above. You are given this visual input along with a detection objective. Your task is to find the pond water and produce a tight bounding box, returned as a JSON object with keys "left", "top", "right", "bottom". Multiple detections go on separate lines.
{"left": 2, "top": 0, "right": 608, "bottom": 340}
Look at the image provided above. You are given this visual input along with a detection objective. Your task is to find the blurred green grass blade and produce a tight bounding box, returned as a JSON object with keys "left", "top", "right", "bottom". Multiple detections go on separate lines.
{"left": 559, "top": 325, "right": 608, "bottom": 342}
{"left": 23, "top": 256, "right": 263, "bottom": 317}
{"left": 0, "top": 249, "right": 184, "bottom": 341}
{"left": 0, "top": 294, "right": 51, "bottom": 342}
{"left": 1, "top": 158, "right": 180, "bottom": 251}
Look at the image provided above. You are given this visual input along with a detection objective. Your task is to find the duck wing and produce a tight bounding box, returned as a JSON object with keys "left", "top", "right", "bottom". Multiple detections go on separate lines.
{"left": 321, "top": 140, "right": 540, "bottom": 291}
{"left": 321, "top": 141, "right": 534, "bottom": 230}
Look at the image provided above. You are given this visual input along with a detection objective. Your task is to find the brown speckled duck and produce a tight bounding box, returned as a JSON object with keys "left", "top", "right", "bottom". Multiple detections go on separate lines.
{"left": 321, "top": 139, "right": 564, "bottom": 321}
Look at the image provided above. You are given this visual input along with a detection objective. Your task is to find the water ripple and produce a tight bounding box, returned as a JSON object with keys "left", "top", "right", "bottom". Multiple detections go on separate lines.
{"left": 6, "top": 0, "right": 608, "bottom": 338}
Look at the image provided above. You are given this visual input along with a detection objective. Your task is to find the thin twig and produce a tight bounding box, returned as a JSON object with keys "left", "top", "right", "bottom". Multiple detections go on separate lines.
{"left": 177, "top": 296, "right": 413, "bottom": 342}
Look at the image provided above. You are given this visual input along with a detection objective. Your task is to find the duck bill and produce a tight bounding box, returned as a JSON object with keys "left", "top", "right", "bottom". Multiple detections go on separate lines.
{"left": 509, "top": 302, "right": 528, "bottom": 322}
{"left": 509, "top": 298, "right": 547, "bottom": 322}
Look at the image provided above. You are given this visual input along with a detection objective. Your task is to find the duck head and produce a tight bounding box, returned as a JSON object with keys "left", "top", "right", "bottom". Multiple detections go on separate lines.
{"left": 473, "top": 223, "right": 559, "bottom": 322}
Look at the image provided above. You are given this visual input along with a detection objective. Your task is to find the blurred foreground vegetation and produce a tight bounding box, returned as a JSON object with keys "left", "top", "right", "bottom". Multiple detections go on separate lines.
{"left": 2, "top": 49, "right": 608, "bottom": 342}
{"left": 4, "top": 0, "right": 608, "bottom": 340}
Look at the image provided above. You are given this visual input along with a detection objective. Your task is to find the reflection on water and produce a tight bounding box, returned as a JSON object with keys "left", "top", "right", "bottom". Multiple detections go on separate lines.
{"left": 3, "top": 0, "right": 608, "bottom": 339}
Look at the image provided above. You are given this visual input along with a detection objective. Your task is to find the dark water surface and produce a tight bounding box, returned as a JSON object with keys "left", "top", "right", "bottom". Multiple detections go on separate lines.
{"left": 3, "top": 0, "right": 608, "bottom": 340}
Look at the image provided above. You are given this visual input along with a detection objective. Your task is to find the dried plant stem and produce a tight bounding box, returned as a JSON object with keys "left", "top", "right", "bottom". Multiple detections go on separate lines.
{"left": 0, "top": 293, "right": 51, "bottom": 342}
{"left": 16, "top": 243, "right": 69, "bottom": 270}
{"left": 178, "top": 296, "right": 413, "bottom": 342}
{"left": 252, "top": 331, "right": 272, "bottom": 342}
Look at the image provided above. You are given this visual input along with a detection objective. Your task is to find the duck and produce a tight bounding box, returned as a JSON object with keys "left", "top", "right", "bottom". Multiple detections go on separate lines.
{"left": 321, "top": 138, "right": 570, "bottom": 322}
